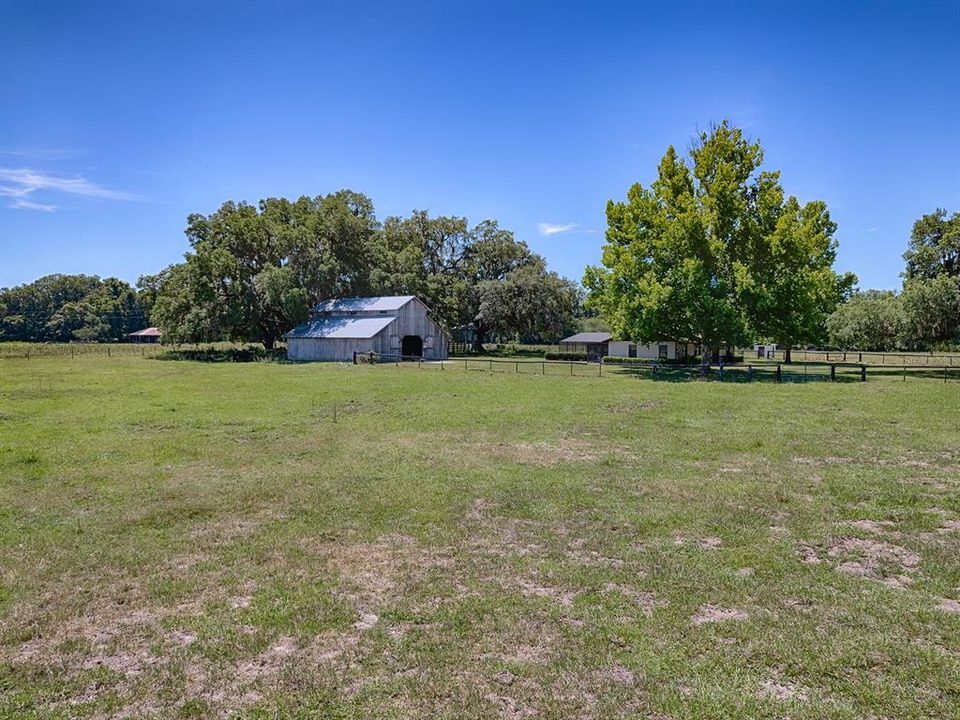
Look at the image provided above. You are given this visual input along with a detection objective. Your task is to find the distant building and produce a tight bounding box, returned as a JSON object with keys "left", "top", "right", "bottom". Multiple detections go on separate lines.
{"left": 558, "top": 332, "right": 612, "bottom": 361}
{"left": 285, "top": 295, "right": 449, "bottom": 362}
{"left": 127, "top": 327, "right": 161, "bottom": 343}
{"left": 607, "top": 340, "right": 697, "bottom": 362}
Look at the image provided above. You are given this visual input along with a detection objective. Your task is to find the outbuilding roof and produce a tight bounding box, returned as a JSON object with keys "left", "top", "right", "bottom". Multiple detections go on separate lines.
{"left": 313, "top": 296, "right": 415, "bottom": 313}
{"left": 285, "top": 315, "right": 395, "bottom": 339}
{"left": 560, "top": 332, "right": 612, "bottom": 343}
{"left": 128, "top": 327, "right": 161, "bottom": 337}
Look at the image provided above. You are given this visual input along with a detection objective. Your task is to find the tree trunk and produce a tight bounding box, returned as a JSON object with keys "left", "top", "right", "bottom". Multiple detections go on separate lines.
{"left": 784, "top": 346, "right": 792, "bottom": 364}
{"left": 471, "top": 325, "right": 487, "bottom": 353}
{"left": 263, "top": 335, "right": 275, "bottom": 350}
{"left": 701, "top": 345, "right": 717, "bottom": 367}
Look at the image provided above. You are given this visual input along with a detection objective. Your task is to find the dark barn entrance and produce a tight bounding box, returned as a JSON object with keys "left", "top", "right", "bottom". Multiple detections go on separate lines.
{"left": 401, "top": 335, "right": 423, "bottom": 358}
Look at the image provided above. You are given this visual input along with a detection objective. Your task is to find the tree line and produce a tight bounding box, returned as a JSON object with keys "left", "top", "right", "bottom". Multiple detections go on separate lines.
{"left": 0, "top": 274, "right": 150, "bottom": 342}
{"left": 0, "top": 194, "right": 581, "bottom": 349}
{"left": 825, "top": 209, "right": 960, "bottom": 351}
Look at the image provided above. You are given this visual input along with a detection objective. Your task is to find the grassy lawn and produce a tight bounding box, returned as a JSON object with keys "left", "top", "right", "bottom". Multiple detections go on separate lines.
{"left": 0, "top": 356, "right": 958, "bottom": 719}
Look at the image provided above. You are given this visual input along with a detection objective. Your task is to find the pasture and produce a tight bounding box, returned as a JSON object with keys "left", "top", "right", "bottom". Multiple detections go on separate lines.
{"left": 0, "top": 355, "right": 958, "bottom": 719}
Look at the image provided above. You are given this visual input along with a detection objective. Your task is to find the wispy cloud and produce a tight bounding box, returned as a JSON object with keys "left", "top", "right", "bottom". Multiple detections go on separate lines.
{"left": 538, "top": 222, "right": 578, "bottom": 236}
{"left": 865, "top": 227, "right": 878, "bottom": 233}
{"left": 0, "top": 148, "right": 88, "bottom": 161}
{"left": 537, "top": 222, "right": 598, "bottom": 237}
{"left": 0, "top": 166, "right": 139, "bottom": 211}
{"left": 9, "top": 198, "right": 57, "bottom": 212}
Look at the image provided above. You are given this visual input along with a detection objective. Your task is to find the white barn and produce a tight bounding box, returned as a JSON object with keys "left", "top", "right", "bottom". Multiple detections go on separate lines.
{"left": 286, "top": 296, "right": 449, "bottom": 362}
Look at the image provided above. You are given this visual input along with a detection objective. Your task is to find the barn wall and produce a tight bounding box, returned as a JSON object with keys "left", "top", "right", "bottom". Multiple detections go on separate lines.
{"left": 287, "top": 332, "right": 391, "bottom": 362}
{"left": 386, "top": 298, "right": 449, "bottom": 359}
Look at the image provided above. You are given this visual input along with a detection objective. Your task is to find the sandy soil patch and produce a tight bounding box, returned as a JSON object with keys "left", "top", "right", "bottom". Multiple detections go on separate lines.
{"left": 691, "top": 604, "right": 748, "bottom": 624}
{"left": 936, "top": 598, "right": 960, "bottom": 614}
{"left": 758, "top": 677, "right": 808, "bottom": 702}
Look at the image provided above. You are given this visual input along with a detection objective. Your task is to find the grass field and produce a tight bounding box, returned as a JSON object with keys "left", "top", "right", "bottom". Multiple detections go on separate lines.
{"left": 1, "top": 356, "right": 958, "bottom": 719}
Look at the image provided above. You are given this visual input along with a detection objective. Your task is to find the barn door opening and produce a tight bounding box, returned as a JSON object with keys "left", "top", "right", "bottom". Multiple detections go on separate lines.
{"left": 401, "top": 335, "right": 423, "bottom": 358}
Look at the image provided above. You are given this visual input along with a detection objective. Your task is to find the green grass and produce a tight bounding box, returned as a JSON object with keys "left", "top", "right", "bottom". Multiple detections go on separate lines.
{"left": 0, "top": 356, "right": 958, "bottom": 719}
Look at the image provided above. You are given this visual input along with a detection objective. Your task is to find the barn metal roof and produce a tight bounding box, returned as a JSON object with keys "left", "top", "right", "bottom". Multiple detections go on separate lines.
{"left": 560, "top": 332, "right": 612, "bottom": 343}
{"left": 285, "top": 315, "right": 395, "bottom": 339}
{"left": 128, "top": 327, "right": 161, "bottom": 337}
{"left": 313, "top": 296, "right": 415, "bottom": 313}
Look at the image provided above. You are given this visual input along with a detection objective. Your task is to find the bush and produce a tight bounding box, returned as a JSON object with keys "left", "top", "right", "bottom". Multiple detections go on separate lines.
{"left": 156, "top": 345, "right": 287, "bottom": 363}
{"left": 544, "top": 351, "right": 588, "bottom": 361}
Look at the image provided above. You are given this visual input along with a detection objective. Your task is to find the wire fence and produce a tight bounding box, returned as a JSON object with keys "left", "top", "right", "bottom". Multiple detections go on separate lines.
{"left": 766, "top": 348, "right": 960, "bottom": 367}
{"left": 356, "top": 352, "right": 960, "bottom": 383}
{"left": 0, "top": 342, "right": 166, "bottom": 360}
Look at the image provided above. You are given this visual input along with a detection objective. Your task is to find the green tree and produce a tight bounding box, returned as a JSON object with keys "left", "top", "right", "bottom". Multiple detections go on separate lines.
{"left": 586, "top": 122, "right": 851, "bottom": 363}
{"left": 903, "top": 208, "right": 960, "bottom": 280}
{"left": 475, "top": 264, "right": 578, "bottom": 343}
{"left": 826, "top": 290, "right": 904, "bottom": 351}
{"left": 585, "top": 122, "right": 771, "bottom": 362}
{"left": 900, "top": 275, "right": 960, "bottom": 349}
{"left": 156, "top": 191, "right": 380, "bottom": 348}
{"left": 741, "top": 197, "right": 857, "bottom": 362}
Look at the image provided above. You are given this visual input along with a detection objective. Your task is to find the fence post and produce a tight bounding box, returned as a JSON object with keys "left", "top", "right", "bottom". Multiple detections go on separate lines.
{"left": 903, "top": 364, "right": 906, "bottom": 382}
{"left": 860, "top": 364, "right": 866, "bottom": 382}
{"left": 353, "top": 351, "right": 357, "bottom": 365}
{"left": 719, "top": 363, "right": 724, "bottom": 381}
{"left": 516, "top": 361, "right": 519, "bottom": 374}
{"left": 489, "top": 359, "right": 493, "bottom": 372}
{"left": 830, "top": 364, "right": 836, "bottom": 382}
{"left": 599, "top": 361, "right": 602, "bottom": 377}
{"left": 542, "top": 361, "right": 545, "bottom": 375}
{"left": 107, "top": 347, "right": 111, "bottom": 357}
{"left": 776, "top": 364, "right": 782, "bottom": 383}
{"left": 748, "top": 364, "right": 753, "bottom": 381}
{"left": 652, "top": 362, "right": 657, "bottom": 378}
{"left": 570, "top": 362, "right": 573, "bottom": 376}
{"left": 859, "top": 352, "right": 862, "bottom": 363}
{"left": 843, "top": 351, "right": 847, "bottom": 362}
{"left": 946, "top": 367, "right": 949, "bottom": 383}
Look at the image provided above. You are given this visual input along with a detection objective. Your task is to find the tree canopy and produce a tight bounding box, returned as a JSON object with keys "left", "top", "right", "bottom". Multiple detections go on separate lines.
{"left": 0, "top": 274, "right": 148, "bottom": 342}
{"left": 584, "top": 121, "right": 853, "bottom": 361}
{"left": 150, "top": 194, "right": 578, "bottom": 349}
{"left": 903, "top": 208, "right": 960, "bottom": 280}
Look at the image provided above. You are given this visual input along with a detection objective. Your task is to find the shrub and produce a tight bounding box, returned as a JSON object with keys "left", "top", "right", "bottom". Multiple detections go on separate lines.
{"left": 156, "top": 345, "right": 286, "bottom": 363}
{"left": 544, "top": 351, "right": 588, "bottom": 361}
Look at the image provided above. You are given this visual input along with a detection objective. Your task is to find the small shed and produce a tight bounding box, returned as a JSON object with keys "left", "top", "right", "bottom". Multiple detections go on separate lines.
{"left": 285, "top": 295, "right": 449, "bottom": 362}
{"left": 127, "top": 327, "right": 161, "bottom": 343}
{"left": 753, "top": 343, "right": 777, "bottom": 359}
{"left": 559, "top": 332, "right": 611, "bottom": 361}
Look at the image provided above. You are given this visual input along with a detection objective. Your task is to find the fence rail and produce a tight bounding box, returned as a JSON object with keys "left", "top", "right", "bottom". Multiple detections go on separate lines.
{"left": 356, "top": 352, "right": 960, "bottom": 384}
{"left": 767, "top": 348, "right": 960, "bottom": 366}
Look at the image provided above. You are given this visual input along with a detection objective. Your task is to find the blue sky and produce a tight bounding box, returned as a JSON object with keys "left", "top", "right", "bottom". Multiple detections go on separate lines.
{"left": 1, "top": 0, "right": 957, "bottom": 291}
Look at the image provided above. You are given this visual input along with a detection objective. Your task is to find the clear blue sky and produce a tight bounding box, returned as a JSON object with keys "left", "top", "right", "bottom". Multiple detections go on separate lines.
{"left": 1, "top": 0, "right": 957, "bottom": 291}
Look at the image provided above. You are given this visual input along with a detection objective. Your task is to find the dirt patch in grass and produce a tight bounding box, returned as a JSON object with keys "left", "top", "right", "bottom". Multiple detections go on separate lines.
{"left": 758, "top": 676, "right": 809, "bottom": 702}
{"left": 796, "top": 536, "right": 921, "bottom": 588}
{"left": 602, "top": 583, "right": 656, "bottom": 617}
{"left": 691, "top": 604, "right": 748, "bottom": 625}
{"left": 495, "top": 437, "right": 602, "bottom": 466}
{"left": 936, "top": 598, "right": 960, "bottom": 614}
